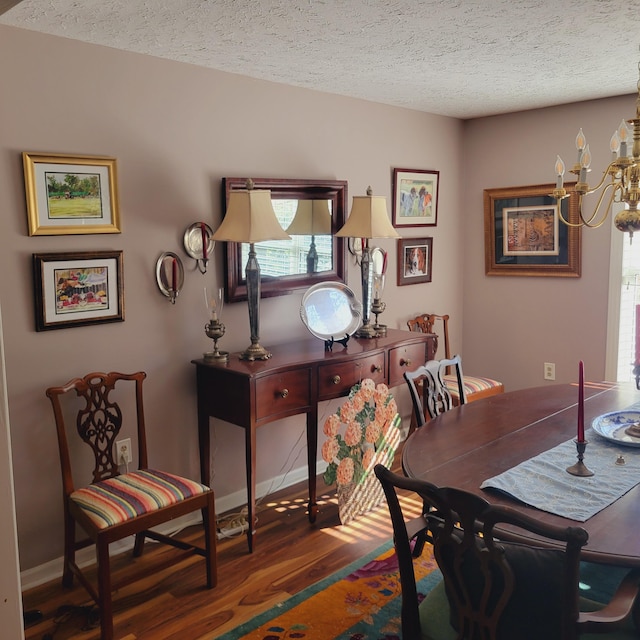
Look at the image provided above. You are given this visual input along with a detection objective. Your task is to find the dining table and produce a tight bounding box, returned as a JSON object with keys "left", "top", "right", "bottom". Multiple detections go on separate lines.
{"left": 402, "top": 381, "right": 640, "bottom": 568}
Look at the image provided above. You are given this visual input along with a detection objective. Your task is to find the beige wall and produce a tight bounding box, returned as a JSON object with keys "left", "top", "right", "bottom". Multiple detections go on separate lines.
{"left": 0, "top": 25, "right": 463, "bottom": 572}
{"left": 3, "top": 23, "right": 634, "bottom": 580}
{"left": 463, "top": 95, "right": 636, "bottom": 390}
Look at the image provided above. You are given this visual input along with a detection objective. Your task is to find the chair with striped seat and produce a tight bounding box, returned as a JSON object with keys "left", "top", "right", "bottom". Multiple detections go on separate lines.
{"left": 404, "top": 355, "right": 466, "bottom": 429}
{"left": 407, "top": 313, "right": 504, "bottom": 406}
{"left": 46, "top": 371, "right": 217, "bottom": 640}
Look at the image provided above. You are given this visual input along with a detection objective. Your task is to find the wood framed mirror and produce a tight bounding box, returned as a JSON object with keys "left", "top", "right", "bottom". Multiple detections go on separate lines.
{"left": 222, "top": 177, "right": 348, "bottom": 302}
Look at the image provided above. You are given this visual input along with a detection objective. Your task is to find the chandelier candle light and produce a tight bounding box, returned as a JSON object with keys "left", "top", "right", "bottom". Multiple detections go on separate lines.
{"left": 567, "top": 360, "right": 594, "bottom": 477}
{"left": 552, "top": 60, "right": 640, "bottom": 239}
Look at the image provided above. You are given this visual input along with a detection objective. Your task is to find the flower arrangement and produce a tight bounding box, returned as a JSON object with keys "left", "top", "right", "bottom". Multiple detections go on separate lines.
{"left": 322, "top": 378, "right": 399, "bottom": 488}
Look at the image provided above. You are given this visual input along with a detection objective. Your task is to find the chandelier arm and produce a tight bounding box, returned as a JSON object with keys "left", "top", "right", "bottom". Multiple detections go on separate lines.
{"left": 579, "top": 182, "right": 618, "bottom": 228}
{"left": 557, "top": 182, "right": 618, "bottom": 228}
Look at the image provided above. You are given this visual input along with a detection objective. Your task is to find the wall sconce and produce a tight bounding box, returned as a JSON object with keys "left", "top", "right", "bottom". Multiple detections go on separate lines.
{"left": 285, "top": 199, "right": 332, "bottom": 273}
{"left": 335, "top": 186, "right": 399, "bottom": 338}
{"left": 155, "top": 252, "right": 184, "bottom": 304}
{"left": 212, "top": 179, "right": 291, "bottom": 360}
{"left": 184, "top": 222, "right": 214, "bottom": 273}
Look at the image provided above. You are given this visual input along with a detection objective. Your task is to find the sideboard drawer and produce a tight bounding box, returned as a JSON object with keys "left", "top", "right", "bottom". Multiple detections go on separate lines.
{"left": 318, "top": 354, "right": 385, "bottom": 400}
{"left": 256, "top": 369, "right": 312, "bottom": 421}
{"left": 388, "top": 343, "right": 427, "bottom": 387}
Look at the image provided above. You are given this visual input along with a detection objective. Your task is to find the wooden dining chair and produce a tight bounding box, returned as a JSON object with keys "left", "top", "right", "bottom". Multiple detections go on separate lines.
{"left": 407, "top": 313, "right": 504, "bottom": 405}
{"left": 404, "top": 354, "right": 466, "bottom": 428}
{"left": 46, "top": 371, "right": 217, "bottom": 640}
{"left": 374, "top": 464, "right": 640, "bottom": 640}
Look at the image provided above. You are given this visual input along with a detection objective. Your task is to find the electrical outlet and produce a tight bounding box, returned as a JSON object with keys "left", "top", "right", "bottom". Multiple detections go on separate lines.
{"left": 116, "top": 438, "right": 132, "bottom": 464}
{"left": 543, "top": 362, "right": 556, "bottom": 381}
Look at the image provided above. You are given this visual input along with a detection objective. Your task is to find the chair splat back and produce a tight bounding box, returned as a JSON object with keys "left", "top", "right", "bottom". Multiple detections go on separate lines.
{"left": 374, "top": 465, "right": 598, "bottom": 640}
{"left": 51, "top": 371, "right": 148, "bottom": 484}
{"left": 406, "top": 313, "right": 504, "bottom": 413}
{"left": 404, "top": 355, "right": 466, "bottom": 425}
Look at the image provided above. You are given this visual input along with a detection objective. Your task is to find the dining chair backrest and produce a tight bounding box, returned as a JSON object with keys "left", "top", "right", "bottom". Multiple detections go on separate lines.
{"left": 406, "top": 313, "right": 504, "bottom": 406}
{"left": 374, "top": 464, "right": 593, "bottom": 640}
{"left": 404, "top": 354, "right": 466, "bottom": 427}
{"left": 46, "top": 371, "right": 217, "bottom": 640}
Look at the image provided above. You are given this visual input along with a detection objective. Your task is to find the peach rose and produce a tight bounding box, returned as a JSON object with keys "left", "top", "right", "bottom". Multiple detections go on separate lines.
{"left": 323, "top": 413, "right": 341, "bottom": 437}
{"left": 374, "top": 383, "right": 390, "bottom": 405}
{"left": 322, "top": 437, "right": 340, "bottom": 463}
{"left": 340, "top": 399, "right": 357, "bottom": 423}
{"left": 352, "top": 392, "right": 365, "bottom": 413}
{"left": 336, "top": 457, "right": 355, "bottom": 485}
{"left": 360, "top": 378, "right": 375, "bottom": 401}
{"left": 362, "top": 447, "right": 376, "bottom": 471}
{"left": 344, "top": 420, "right": 362, "bottom": 446}
{"left": 366, "top": 421, "right": 382, "bottom": 444}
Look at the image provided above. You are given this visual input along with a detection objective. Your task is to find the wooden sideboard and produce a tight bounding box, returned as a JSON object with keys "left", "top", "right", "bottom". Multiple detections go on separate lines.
{"left": 192, "top": 327, "right": 435, "bottom": 551}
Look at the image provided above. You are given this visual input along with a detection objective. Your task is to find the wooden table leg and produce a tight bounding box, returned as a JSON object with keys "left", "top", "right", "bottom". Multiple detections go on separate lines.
{"left": 197, "top": 404, "right": 211, "bottom": 488}
{"left": 245, "top": 424, "right": 257, "bottom": 552}
{"left": 306, "top": 410, "right": 318, "bottom": 522}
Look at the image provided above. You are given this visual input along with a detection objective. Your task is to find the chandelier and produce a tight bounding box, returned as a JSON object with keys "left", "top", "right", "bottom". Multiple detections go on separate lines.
{"left": 552, "top": 62, "right": 640, "bottom": 239}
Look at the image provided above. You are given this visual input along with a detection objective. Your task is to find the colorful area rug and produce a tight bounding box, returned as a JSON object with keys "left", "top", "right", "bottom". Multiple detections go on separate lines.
{"left": 216, "top": 541, "right": 441, "bottom": 640}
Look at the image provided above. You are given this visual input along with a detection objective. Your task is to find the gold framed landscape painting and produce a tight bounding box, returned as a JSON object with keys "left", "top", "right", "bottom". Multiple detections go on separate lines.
{"left": 23, "top": 152, "right": 121, "bottom": 235}
{"left": 483, "top": 183, "right": 581, "bottom": 277}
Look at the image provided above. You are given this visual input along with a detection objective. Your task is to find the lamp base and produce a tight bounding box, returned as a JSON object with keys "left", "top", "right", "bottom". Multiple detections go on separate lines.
{"left": 239, "top": 342, "right": 272, "bottom": 361}
{"left": 355, "top": 322, "right": 379, "bottom": 339}
{"left": 204, "top": 350, "right": 229, "bottom": 363}
{"left": 373, "top": 323, "right": 387, "bottom": 337}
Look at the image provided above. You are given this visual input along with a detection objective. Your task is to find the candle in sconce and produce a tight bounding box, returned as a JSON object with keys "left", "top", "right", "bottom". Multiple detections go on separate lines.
{"left": 201, "top": 223, "right": 208, "bottom": 261}
{"left": 577, "top": 360, "right": 585, "bottom": 443}
{"left": 172, "top": 258, "right": 177, "bottom": 293}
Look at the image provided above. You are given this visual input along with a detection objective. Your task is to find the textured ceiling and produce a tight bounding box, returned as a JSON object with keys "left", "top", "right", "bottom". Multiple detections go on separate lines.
{"left": 2, "top": 0, "right": 640, "bottom": 119}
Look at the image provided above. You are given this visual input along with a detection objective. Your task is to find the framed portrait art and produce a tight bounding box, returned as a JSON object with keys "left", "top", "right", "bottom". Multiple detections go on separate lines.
{"left": 33, "top": 251, "right": 124, "bottom": 331}
{"left": 483, "top": 183, "right": 581, "bottom": 277}
{"left": 397, "top": 237, "right": 433, "bottom": 286}
{"left": 23, "top": 152, "right": 121, "bottom": 236}
{"left": 392, "top": 168, "right": 439, "bottom": 228}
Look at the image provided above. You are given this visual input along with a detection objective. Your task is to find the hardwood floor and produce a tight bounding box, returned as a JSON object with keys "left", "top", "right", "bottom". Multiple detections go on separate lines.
{"left": 22, "top": 451, "right": 413, "bottom": 640}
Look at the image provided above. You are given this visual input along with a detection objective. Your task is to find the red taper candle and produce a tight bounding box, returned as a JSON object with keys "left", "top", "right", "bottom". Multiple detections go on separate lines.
{"left": 201, "top": 223, "right": 208, "bottom": 261}
{"left": 577, "top": 360, "right": 585, "bottom": 443}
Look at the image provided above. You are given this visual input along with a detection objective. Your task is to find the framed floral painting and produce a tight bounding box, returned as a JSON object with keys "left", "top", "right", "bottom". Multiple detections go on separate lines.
{"left": 33, "top": 250, "right": 124, "bottom": 331}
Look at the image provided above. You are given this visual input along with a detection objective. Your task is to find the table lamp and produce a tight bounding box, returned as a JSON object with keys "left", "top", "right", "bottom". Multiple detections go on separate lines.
{"left": 212, "top": 179, "right": 290, "bottom": 360}
{"left": 285, "top": 199, "right": 332, "bottom": 273}
{"left": 335, "top": 186, "right": 399, "bottom": 338}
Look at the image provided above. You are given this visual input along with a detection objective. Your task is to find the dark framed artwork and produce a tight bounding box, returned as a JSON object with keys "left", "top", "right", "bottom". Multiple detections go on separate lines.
{"left": 483, "top": 183, "right": 581, "bottom": 277}
{"left": 397, "top": 237, "right": 433, "bottom": 286}
{"left": 392, "top": 168, "right": 439, "bottom": 228}
{"left": 23, "top": 152, "right": 120, "bottom": 236}
{"left": 33, "top": 250, "right": 124, "bottom": 331}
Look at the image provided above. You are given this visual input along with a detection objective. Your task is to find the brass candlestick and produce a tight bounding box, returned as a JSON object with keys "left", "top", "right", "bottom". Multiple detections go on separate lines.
{"left": 203, "top": 287, "right": 228, "bottom": 362}
{"left": 371, "top": 274, "right": 387, "bottom": 336}
{"left": 566, "top": 439, "right": 594, "bottom": 477}
{"left": 204, "top": 318, "right": 229, "bottom": 362}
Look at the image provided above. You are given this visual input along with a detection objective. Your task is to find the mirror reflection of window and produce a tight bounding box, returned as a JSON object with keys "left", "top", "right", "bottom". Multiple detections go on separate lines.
{"left": 239, "top": 199, "right": 333, "bottom": 279}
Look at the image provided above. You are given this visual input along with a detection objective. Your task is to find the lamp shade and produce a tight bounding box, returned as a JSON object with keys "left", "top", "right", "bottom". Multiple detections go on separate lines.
{"left": 286, "top": 199, "right": 332, "bottom": 235}
{"left": 335, "top": 186, "right": 399, "bottom": 239}
{"left": 213, "top": 185, "right": 291, "bottom": 243}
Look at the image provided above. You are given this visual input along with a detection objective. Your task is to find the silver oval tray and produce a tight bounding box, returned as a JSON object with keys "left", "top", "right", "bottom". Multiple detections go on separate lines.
{"left": 592, "top": 410, "right": 640, "bottom": 447}
{"left": 300, "top": 282, "right": 362, "bottom": 341}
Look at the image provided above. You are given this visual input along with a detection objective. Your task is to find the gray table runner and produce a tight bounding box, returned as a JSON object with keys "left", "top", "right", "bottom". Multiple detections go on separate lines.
{"left": 480, "top": 426, "right": 640, "bottom": 521}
